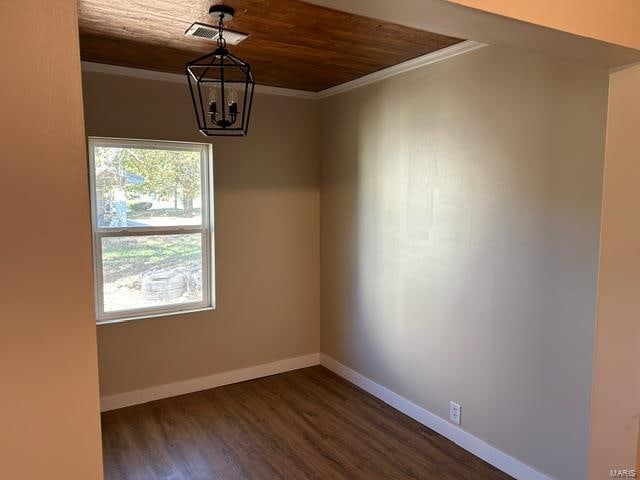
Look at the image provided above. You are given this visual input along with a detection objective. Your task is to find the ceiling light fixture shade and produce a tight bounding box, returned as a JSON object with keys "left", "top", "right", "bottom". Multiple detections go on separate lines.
{"left": 186, "top": 5, "right": 255, "bottom": 136}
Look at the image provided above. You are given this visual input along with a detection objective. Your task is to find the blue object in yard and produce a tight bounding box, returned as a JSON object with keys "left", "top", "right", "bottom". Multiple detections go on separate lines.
{"left": 114, "top": 199, "right": 128, "bottom": 226}
{"left": 125, "top": 172, "right": 145, "bottom": 185}
{"left": 108, "top": 188, "right": 128, "bottom": 227}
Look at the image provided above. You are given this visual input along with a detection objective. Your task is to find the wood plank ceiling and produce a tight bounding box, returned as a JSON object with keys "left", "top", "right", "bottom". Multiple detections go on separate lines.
{"left": 78, "top": 0, "right": 463, "bottom": 92}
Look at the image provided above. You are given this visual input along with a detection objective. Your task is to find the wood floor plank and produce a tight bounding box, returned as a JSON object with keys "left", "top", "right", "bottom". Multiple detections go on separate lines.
{"left": 101, "top": 366, "right": 512, "bottom": 480}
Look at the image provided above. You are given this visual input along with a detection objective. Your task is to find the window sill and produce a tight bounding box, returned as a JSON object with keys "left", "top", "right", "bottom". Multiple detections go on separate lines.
{"left": 96, "top": 306, "right": 215, "bottom": 325}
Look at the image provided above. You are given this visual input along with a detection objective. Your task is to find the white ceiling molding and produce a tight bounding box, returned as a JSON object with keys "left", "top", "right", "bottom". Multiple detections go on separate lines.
{"left": 80, "top": 61, "right": 318, "bottom": 99}
{"left": 81, "top": 41, "right": 485, "bottom": 100}
{"left": 316, "top": 41, "right": 486, "bottom": 98}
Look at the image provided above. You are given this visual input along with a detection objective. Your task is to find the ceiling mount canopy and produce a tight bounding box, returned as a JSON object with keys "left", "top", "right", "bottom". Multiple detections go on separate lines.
{"left": 185, "top": 4, "right": 255, "bottom": 137}
{"left": 209, "top": 4, "right": 235, "bottom": 22}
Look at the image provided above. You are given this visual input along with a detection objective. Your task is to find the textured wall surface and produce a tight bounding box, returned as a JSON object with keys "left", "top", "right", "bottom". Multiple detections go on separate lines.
{"left": 0, "top": 1, "right": 103, "bottom": 478}
{"left": 589, "top": 64, "right": 640, "bottom": 480}
{"left": 83, "top": 72, "right": 321, "bottom": 396}
{"left": 320, "top": 45, "right": 608, "bottom": 480}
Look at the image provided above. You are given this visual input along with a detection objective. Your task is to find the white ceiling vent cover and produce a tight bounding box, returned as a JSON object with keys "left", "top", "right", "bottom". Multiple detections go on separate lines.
{"left": 185, "top": 23, "right": 249, "bottom": 45}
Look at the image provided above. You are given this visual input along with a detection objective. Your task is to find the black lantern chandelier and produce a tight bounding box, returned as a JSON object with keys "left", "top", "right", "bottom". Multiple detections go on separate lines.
{"left": 186, "top": 5, "right": 255, "bottom": 136}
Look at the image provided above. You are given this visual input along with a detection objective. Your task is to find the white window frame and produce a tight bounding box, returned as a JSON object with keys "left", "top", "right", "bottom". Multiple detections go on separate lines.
{"left": 88, "top": 137, "right": 215, "bottom": 324}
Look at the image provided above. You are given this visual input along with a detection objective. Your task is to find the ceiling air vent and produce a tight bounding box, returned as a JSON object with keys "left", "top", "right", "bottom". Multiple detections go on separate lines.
{"left": 185, "top": 22, "right": 248, "bottom": 45}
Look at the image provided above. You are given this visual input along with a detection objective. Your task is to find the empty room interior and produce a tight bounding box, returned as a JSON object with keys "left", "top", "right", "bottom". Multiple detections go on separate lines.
{"left": 2, "top": 1, "right": 640, "bottom": 479}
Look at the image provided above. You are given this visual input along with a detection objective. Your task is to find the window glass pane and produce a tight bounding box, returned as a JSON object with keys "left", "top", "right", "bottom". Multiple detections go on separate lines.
{"left": 101, "top": 233, "right": 204, "bottom": 313}
{"left": 94, "top": 146, "right": 203, "bottom": 228}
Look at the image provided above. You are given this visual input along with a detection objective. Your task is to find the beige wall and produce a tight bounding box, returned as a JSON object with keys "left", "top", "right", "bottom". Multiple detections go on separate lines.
{"left": 588, "top": 64, "right": 640, "bottom": 479}
{"left": 445, "top": 0, "right": 640, "bottom": 51}
{"left": 0, "top": 1, "right": 103, "bottom": 479}
{"left": 82, "top": 72, "right": 320, "bottom": 396}
{"left": 320, "top": 45, "right": 608, "bottom": 480}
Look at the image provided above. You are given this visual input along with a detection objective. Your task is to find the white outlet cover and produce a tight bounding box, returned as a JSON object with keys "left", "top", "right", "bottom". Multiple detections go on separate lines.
{"left": 449, "top": 401, "right": 461, "bottom": 425}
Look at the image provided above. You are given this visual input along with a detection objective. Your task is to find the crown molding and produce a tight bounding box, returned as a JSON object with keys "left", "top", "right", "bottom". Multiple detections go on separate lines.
{"left": 81, "top": 41, "right": 486, "bottom": 101}
{"left": 80, "top": 61, "right": 319, "bottom": 99}
{"left": 609, "top": 60, "right": 640, "bottom": 74}
{"left": 316, "top": 41, "right": 486, "bottom": 98}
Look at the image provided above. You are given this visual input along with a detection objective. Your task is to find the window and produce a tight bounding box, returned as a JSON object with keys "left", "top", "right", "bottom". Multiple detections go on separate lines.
{"left": 88, "top": 137, "right": 214, "bottom": 323}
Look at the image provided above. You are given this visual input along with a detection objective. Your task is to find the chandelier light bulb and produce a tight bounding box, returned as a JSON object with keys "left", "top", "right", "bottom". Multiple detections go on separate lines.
{"left": 208, "top": 88, "right": 218, "bottom": 113}
{"left": 227, "top": 88, "right": 238, "bottom": 115}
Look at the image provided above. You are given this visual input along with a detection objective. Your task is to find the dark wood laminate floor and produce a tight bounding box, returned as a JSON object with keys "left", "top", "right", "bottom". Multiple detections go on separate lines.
{"left": 102, "top": 366, "right": 512, "bottom": 480}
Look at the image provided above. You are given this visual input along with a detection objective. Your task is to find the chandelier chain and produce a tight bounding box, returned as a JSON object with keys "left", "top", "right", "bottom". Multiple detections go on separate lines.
{"left": 216, "top": 14, "right": 226, "bottom": 49}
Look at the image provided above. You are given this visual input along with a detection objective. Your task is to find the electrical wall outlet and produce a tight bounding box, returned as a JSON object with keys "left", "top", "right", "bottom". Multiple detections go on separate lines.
{"left": 449, "top": 401, "right": 461, "bottom": 425}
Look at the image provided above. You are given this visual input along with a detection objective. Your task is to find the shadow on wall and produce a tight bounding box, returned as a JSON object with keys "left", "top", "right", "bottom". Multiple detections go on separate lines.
{"left": 320, "top": 45, "right": 608, "bottom": 480}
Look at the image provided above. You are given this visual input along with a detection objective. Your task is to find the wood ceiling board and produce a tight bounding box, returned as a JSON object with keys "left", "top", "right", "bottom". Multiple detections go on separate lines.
{"left": 78, "top": 0, "right": 463, "bottom": 92}
{"left": 306, "top": 0, "right": 640, "bottom": 69}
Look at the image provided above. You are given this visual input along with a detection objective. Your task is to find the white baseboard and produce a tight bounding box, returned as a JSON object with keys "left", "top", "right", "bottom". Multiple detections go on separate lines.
{"left": 100, "top": 353, "right": 321, "bottom": 412}
{"left": 320, "top": 354, "right": 552, "bottom": 480}
{"left": 101, "top": 351, "right": 551, "bottom": 480}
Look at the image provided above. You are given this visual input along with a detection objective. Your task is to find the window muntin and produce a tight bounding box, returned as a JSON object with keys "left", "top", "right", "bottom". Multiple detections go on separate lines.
{"left": 89, "top": 138, "right": 214, "bottom": 323}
